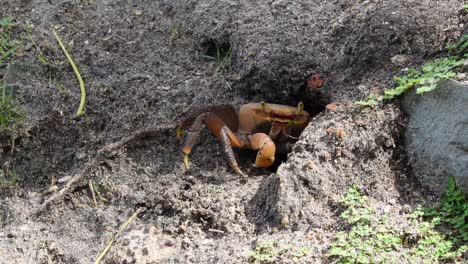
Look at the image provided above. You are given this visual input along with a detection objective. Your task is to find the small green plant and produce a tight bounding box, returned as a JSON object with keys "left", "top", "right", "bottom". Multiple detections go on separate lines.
{"left": 249, "top": 240, "right": 279, "bottom": 263}
{"left": 198, "top": 44, "right": 232, "bottom": 72}
{"left": 339, "top": 184, "right": 373, "bottom": 224}
{"left": 356, "top": 56, "right": 464, "bottom": 106}
{"left": 0, "top": 17, "right": 20, "bottom": 66}
{"left": 0, "top": 83, "right": 26, "bottom": 129}
{"left": 292, "top": 246, "right": 310, "bottom": 260}
{"left": 406, "top": 206, "right": 468, "bottom": 262}
{"left": 24, "top": 24, "right": 49, "bottom": 66}
{"left": 328, "top": 185, "right": 401, "bottom": 263}
{"left": 328, "top": 184, "right": 467, "bottom": 263}
{"left": 169, "top": 22, "right": 186, "bottom": 42}
{"left": 447, "top": 34, "right": 468, "bottom": 56}
{"left": 422, "top": 177, "right": 468, "bottom": 243}
{"left": 0, "top": 167, "right": 19, "bottom": 188}
{"left": 248, "top": 240, "right": 309, "bottom": 263}
{"left": 356, "top": 34, "right": 467, "bottom": 106}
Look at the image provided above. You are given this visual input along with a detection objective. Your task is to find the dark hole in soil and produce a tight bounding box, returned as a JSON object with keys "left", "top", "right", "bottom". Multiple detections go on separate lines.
{"left": 201, "top": 40, "right": 232, "bottom": 60}
{"left": 268, "top": 153, "right": 288, "bottom": 172}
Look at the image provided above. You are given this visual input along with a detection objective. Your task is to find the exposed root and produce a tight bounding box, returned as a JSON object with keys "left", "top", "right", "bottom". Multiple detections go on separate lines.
{"left": 32, "top": 125, "right": 175, "bottom": 217}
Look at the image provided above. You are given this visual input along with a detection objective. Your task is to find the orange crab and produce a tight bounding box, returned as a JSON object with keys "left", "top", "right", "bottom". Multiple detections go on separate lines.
{"left": 176, "top": 102, "right": 310, "bottom": 176}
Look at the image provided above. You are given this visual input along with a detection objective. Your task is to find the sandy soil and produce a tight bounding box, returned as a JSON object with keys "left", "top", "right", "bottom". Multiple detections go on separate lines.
{"left": 0, "top": 0, "right": 465, "bottom": 263}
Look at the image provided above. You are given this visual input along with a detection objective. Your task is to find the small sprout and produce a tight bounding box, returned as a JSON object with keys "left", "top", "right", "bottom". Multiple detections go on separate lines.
{"left": 0, "top": 17, "right": 21, "bottom": 65}
{"left": 356, "top": 34, "right": 466, "bottom": 106}
{"left": 446, "top": 34, "right": 468, "bottom": 55}
{"left": 198, "top": 43, "right": 232, "bottom": 72}
{"left": 0, "top": 167, "right": 19, "bottom": 188}
{"left": 170, "top": 22, "right": 186, "bottom": 41}
{"left": 0, "top": 83, "right": 26, "bottom": 129}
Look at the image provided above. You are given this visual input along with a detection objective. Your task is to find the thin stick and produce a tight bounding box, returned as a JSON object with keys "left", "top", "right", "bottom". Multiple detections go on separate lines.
{"left": 32, "top": 125, "right": 174, "bottom": 216}
{"left": 208, "top": 228, "right": 225, "bottom": 234}
{"left": 94, "top": 207, "right": 142, "bottom": 264}
{"left": 52, "top": 28, "right": 86, "bottom": 117}
{"left": 89, "top": 180, "right": 97, "bottom": 207}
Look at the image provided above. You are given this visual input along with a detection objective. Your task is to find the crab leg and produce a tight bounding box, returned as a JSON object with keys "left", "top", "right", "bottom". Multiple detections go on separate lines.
{"left": 219, "top": 127, "right": 246, "bottom": 176}
{"left": 180, "top": 113, "right": 206, "bottom": 169}
{"left": 177, "top": 105, "right": 238, "bottom": 140}
{"left": 180, "top": 111, "right": 246, "bottom": 176}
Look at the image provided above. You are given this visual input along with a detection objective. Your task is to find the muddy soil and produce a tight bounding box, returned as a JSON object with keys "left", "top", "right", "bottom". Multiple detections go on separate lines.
{"left": 0, "top": 0, "right": 465, "bottom": 263}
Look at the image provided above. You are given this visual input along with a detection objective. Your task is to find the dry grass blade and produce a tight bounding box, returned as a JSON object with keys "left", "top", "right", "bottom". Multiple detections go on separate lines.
{"left": 52, "top": 28, "right": 86, "bottom": 117}
{"left": 94, "top": 207, "right": 143, "bottom": 264}
{"left": 89, "top": 180, "right": 97, "bottom": 207}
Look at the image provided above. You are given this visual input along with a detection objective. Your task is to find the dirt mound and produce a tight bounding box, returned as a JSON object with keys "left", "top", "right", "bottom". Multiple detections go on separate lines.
{"left": 248, "top": 102, "right": 407, "bottom": 230}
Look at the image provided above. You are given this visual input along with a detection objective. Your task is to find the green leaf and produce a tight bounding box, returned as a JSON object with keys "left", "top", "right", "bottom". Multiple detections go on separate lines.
{"left": 355, "top": 100, "right": 379, "bottom": 106}
{"left": 0, "top": 17, "right": 11, "bottom": 27}
{"left": 37, "top": 54, "right": 49, "bottom": 65}
{"left": 416, "top": 83, "right": 437, "bottom": 94}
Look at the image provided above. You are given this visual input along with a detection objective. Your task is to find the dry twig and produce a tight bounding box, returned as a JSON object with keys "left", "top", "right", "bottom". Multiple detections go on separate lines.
{"left": 89, "top": 180, "right": 97, "bottom": 207}
{"left": 32, "top": 125, "right": 174, "bottom": 216}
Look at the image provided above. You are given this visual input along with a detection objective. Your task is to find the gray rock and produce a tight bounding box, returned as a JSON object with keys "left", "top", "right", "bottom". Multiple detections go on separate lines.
{"left": 402, "top": 79, "right": 468, "bottom": 195}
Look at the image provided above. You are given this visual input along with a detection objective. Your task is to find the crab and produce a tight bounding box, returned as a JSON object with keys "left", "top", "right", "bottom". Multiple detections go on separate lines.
{"left": 176, "top": 102, "right": 310, "bottom": 176}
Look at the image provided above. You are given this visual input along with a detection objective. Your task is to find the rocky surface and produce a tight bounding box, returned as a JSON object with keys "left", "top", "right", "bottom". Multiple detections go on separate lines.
{"left": 402, "top": 79, "right": 468, "bottom": 195}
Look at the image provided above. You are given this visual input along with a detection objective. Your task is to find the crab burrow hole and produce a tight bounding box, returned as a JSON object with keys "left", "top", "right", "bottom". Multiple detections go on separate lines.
{"left": 198, "top": 39, "right": 232, "bottom": 72}
{"left": 236, "top": 72, "right": 330, "bottom": 174}
{"left": 197, "top": 39, "right": 330, "bottom": 174}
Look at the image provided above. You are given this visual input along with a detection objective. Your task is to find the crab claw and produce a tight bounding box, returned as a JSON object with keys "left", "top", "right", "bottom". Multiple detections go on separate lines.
{"left": 249, "top": 133, "right": 276, "bottom": 168}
